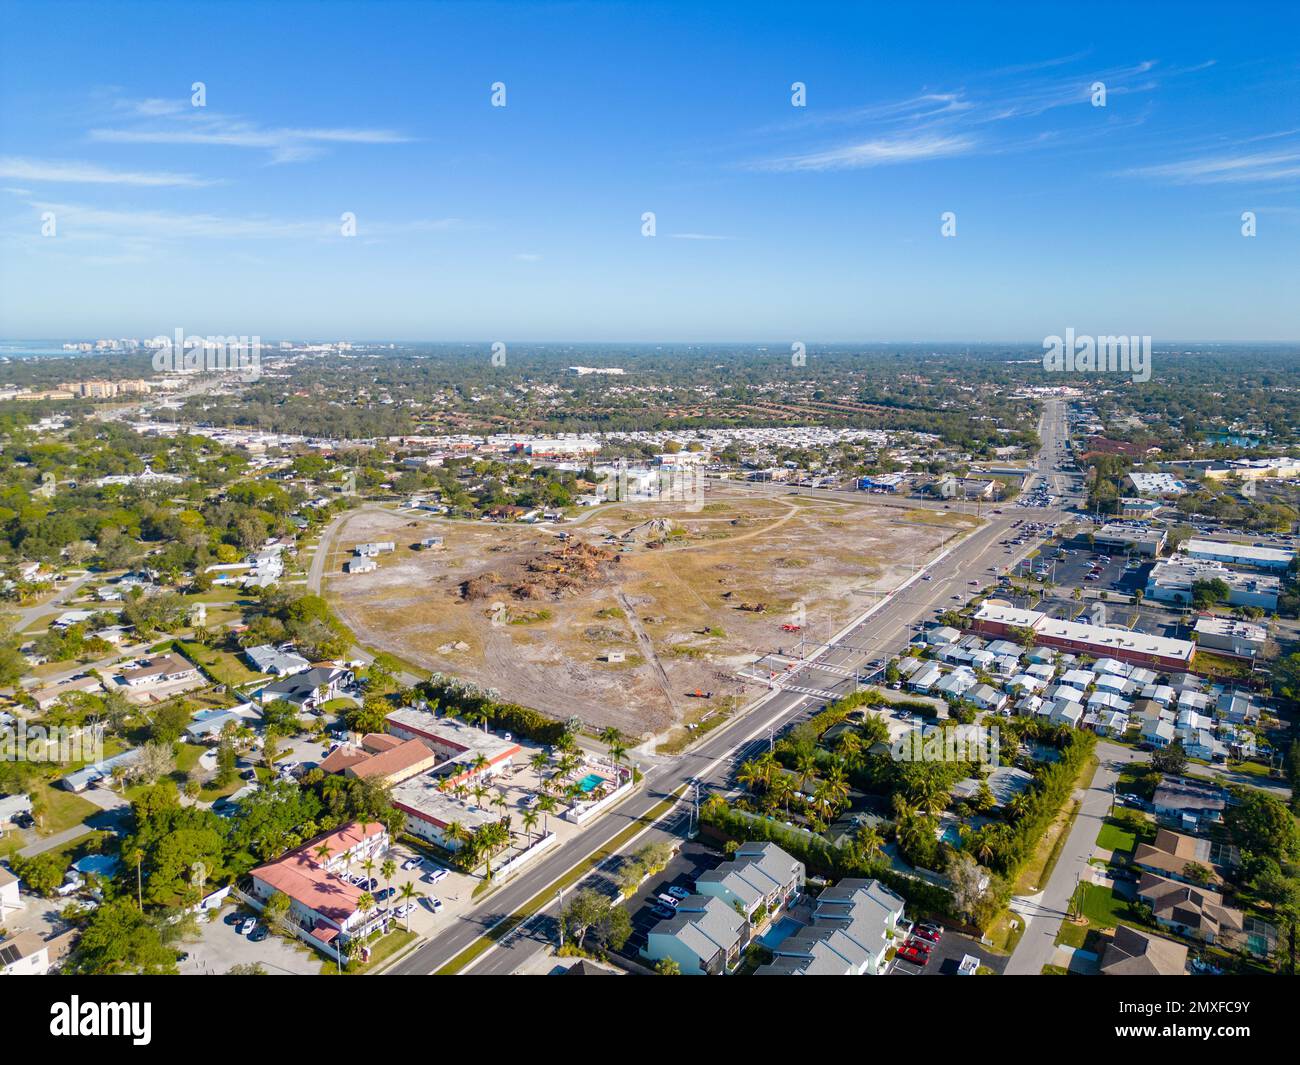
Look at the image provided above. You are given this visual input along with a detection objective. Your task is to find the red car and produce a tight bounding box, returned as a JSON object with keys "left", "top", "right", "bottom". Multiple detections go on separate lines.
{"left": 913, "top": 926, "right": 942, "bottom": 944}
{"left": 905, "top": 938, "right": 933, "bottom": 954}
{"left": 895, "top": 944, "right": 929, "bottom": 966}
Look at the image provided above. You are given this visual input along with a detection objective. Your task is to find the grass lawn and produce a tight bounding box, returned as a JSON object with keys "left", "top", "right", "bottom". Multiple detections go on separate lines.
{"left": 1096, "top": 817, "right": 1138, "bottom": 854}
{"left": 324, "top": 928, "right": 418, "bottom": 975}
{"left": 176, "top": 641, "right": 264, "bottom": 687}
{"left": 1077, "top": 882, "right": 1137, "bottom": 930}
{"left": 174, "top": 742, "right": 206, "bottom": 776}
{"left": 985, "top": 909, "right": 1026, "bottom": 955}
{"left": 29, "top": 781, "right": 100, "bottom": 836}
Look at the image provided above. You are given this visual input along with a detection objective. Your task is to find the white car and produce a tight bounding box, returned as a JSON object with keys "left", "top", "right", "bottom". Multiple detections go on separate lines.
{"left": 423, "top": 896, "right": 444, "bottom": 913}
{"left": 422, "top": 866, "right": 449, "bottom": 884}
{"left": 400, "top": 856, "right": 421, "bottom": 871}
{"left": 239, "top": 917, "right": 257, "bottom": 935}
{"left": 394, "top": 903, "right": 415, "bottom": 918}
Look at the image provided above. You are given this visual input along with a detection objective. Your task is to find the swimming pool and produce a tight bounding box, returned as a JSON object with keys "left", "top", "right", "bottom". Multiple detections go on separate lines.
{"left": 759, "top": 916, "right": 803, "bottom": 949}
{"left": 576, "top": 773, "right": 606, "bottom": 794}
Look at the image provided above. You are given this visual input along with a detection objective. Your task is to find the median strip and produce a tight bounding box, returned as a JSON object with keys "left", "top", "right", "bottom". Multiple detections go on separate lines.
{"left": 432, "top": 784, "right": 687, "bottom": 975}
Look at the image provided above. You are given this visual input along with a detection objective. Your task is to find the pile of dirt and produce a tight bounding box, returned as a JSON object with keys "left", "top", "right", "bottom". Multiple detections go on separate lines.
{"left": 460, "top": 572, "right": 500, "bottom": 600}
{"left": 462, "top": 541, "right": 622, "bottom": 603}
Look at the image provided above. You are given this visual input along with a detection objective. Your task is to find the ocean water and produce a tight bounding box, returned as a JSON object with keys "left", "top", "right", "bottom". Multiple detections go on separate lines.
{"left": 0, "top": 340, "right": 87, "bottom": 360}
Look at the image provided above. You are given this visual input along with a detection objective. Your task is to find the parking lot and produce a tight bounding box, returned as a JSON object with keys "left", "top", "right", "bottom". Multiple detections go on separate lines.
{"left": 179, "top": 904, "right": 323, "bottom": 975}
{"left": 889, "top": 923, "right": 1008, "bottom": 976}
{"left": 617, "top": 839, "right": 720, "bottom": 961}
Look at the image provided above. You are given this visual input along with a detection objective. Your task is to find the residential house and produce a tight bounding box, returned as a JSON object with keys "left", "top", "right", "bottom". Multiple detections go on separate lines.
{"left": 1152, "top": 776, "right": 1226, "bottom": 831}
{"left": 695, "top": 841, "right": 804, "bottom": 924}
{"left": 244, "top": 644, "right": 311, "bottom": 677}
{"left": 1133, "top": 829, "right": 1223, "bottom": 888}
{"left": 643, "top": 895, "right": 747, "bottom": 975}
{"left": 258, "top": 664, "right": 354, "bottom": 712}
{"left": 1137, "top": 872, "right": 1244, "bottom": 946}
{"left": 1099, "top": 925, "right": 1188, "bottom": 976}
{"left": 115, "top": 652, "right": 201, "bottom": 689}
{"left": 758, "top": 878, "right": 905, "bottom": 976}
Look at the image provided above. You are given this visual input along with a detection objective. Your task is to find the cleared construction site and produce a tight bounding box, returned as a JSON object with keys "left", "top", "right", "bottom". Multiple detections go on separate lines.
{"left": 326, "top": 486, "right": 978, "bottom": 737}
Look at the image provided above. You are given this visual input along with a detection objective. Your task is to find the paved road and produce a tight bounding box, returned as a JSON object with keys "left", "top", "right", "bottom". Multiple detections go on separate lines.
{"left": 383, "top": 400, "right": 1074, "bottom": 974}
{"left": 10, "top": 571, "right": 97, "bottom": 632}
{"left": 1006, "top": 740, "right": 1145, "bottom": 975}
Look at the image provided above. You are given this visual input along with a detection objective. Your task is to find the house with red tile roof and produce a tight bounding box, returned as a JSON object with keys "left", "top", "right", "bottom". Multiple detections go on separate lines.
{"left": 247, "top": 821, "right": 390, "bottom": 958}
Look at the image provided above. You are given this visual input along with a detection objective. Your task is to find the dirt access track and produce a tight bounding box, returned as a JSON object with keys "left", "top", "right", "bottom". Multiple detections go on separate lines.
{"left": 325, "top": 486, "right": 978, "bottom": 738}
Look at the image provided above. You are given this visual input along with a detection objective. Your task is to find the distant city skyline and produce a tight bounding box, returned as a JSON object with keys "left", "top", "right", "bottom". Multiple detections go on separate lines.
{"left": 2, "top": 0, "right": 1298, "bottom": 341}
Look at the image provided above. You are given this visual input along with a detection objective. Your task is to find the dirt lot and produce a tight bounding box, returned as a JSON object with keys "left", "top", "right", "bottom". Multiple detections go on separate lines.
{"left": 326, "top": 489, "right": 977, "bottom": 736}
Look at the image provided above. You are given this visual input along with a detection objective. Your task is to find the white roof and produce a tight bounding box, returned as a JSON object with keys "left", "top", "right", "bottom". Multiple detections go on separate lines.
{"left": 1185, "top": 538, "right": 1294, "bottom": 566}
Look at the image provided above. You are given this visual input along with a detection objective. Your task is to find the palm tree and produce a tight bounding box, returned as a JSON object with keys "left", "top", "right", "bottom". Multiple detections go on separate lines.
{"left": 361, "top": 857, "right": 376, "bottom": 885}
{"left": 381, "top": 857, "right": 397, "bottom": 902}
{"left": 521, "top": 809, "right": 539, "bottom": 842}
{"left": 768, "top": 774, "right": 795, "bottom": 817}
{"left": 835, "top": 731, "right": 862, "bottom": 766}
{"left": 444, "top": 821, "right": 470, "bottom": 853}
{"left": 396, "top": 882, "right": 423, "bottom": 931}
{"left": 529, "top": 750, "right": 549, "bottom": 774}
{"left": 471, "top": 783, "right": 489, "bottom": 807}
{"left": 131, "top": 848, "right": 145, "bottom": 911}
{"left": 535, "top": 793, "right": 558, "bottom": 833}
{"left": 356, "top": 891, "right": 376, "bottom": 931}
{"left": 736, "top": 758, "right": 770, "bottom": 795}
{"left": 855, "top": 824, "right": 885, "bottom": 861}
{"left": 795, "top": 751, "right": 817, "bottom": 793}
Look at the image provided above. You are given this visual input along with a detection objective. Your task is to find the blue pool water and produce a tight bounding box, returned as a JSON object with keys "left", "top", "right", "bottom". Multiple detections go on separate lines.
{"left": 759, "top": 917, "right": 802, "bottom": 949}
{"left": 940, "top": 824, "right": 963, "bottom": 847}
{"left": 577, "top": 773, "right": 606, "bottom": 794}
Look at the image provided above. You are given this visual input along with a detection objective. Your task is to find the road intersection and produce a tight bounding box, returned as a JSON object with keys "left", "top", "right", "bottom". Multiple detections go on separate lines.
{"left": 384, "top": 400, "right": 1073, "bottom": 974}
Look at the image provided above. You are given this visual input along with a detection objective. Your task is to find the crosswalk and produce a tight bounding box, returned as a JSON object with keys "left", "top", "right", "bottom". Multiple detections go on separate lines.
{"left": 782, "top": 684, "right": 842, "bottom": 699}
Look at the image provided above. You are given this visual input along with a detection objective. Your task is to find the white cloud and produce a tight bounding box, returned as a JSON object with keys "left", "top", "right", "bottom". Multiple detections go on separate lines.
{"left": 1126, "top": 146, "right": 1300, "bottom": 184}
{"left": 90, "top": 116, "right": 413, "bottom": 164}
{"left": 0, "top": 157, "right": 213, "bottom": 187}
{"left": 753, "top": 133, "right": 976, "bottom": 172}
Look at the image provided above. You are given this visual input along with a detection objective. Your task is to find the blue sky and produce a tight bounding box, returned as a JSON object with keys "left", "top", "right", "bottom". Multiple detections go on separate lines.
{"left": 1, "top": 0, "right": 1298, "bottom": 342}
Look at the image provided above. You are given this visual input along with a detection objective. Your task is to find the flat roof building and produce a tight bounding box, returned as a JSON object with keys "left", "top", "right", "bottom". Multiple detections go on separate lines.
{"left": 1183, "top": 538, "right": 1294, "bottom": 572}
{"left": 972, "top": 603, "right": 1195, "bottom": 672}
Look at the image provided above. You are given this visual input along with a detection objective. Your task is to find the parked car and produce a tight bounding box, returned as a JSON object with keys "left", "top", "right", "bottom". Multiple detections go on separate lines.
{"left": 401, "top": 856, "right": 421, "bottom": 871}
{"left": 239, "top": 917, "right": 257, "bottom": 935}
{"left": 913, "top": 926, "right": 942, "bottom": 943}
{"left": 906, "top": 938, "right": 933, "bottom": 954}
{"left": 422, "top": 867, "right": 448, "bottom": 884}
{"left": 650, "top": 904, "right": 677, "bottom": 921}
{"left": 422, "top": 896, "right": 443, "bottom": 913}
{"left": 394, "top": 903, "right": 415, "bottom": 919}
{"left": 666, "top": 885, "right": 691, "bottom": 900}
{"left": 249, "top": 924, "right": 269, "bottom": 942}
{"left": 357, "top": 878, "right": 378, "bottom": 892}
{"left": 895, "top": 944, "right": 929, "bottom": 965}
